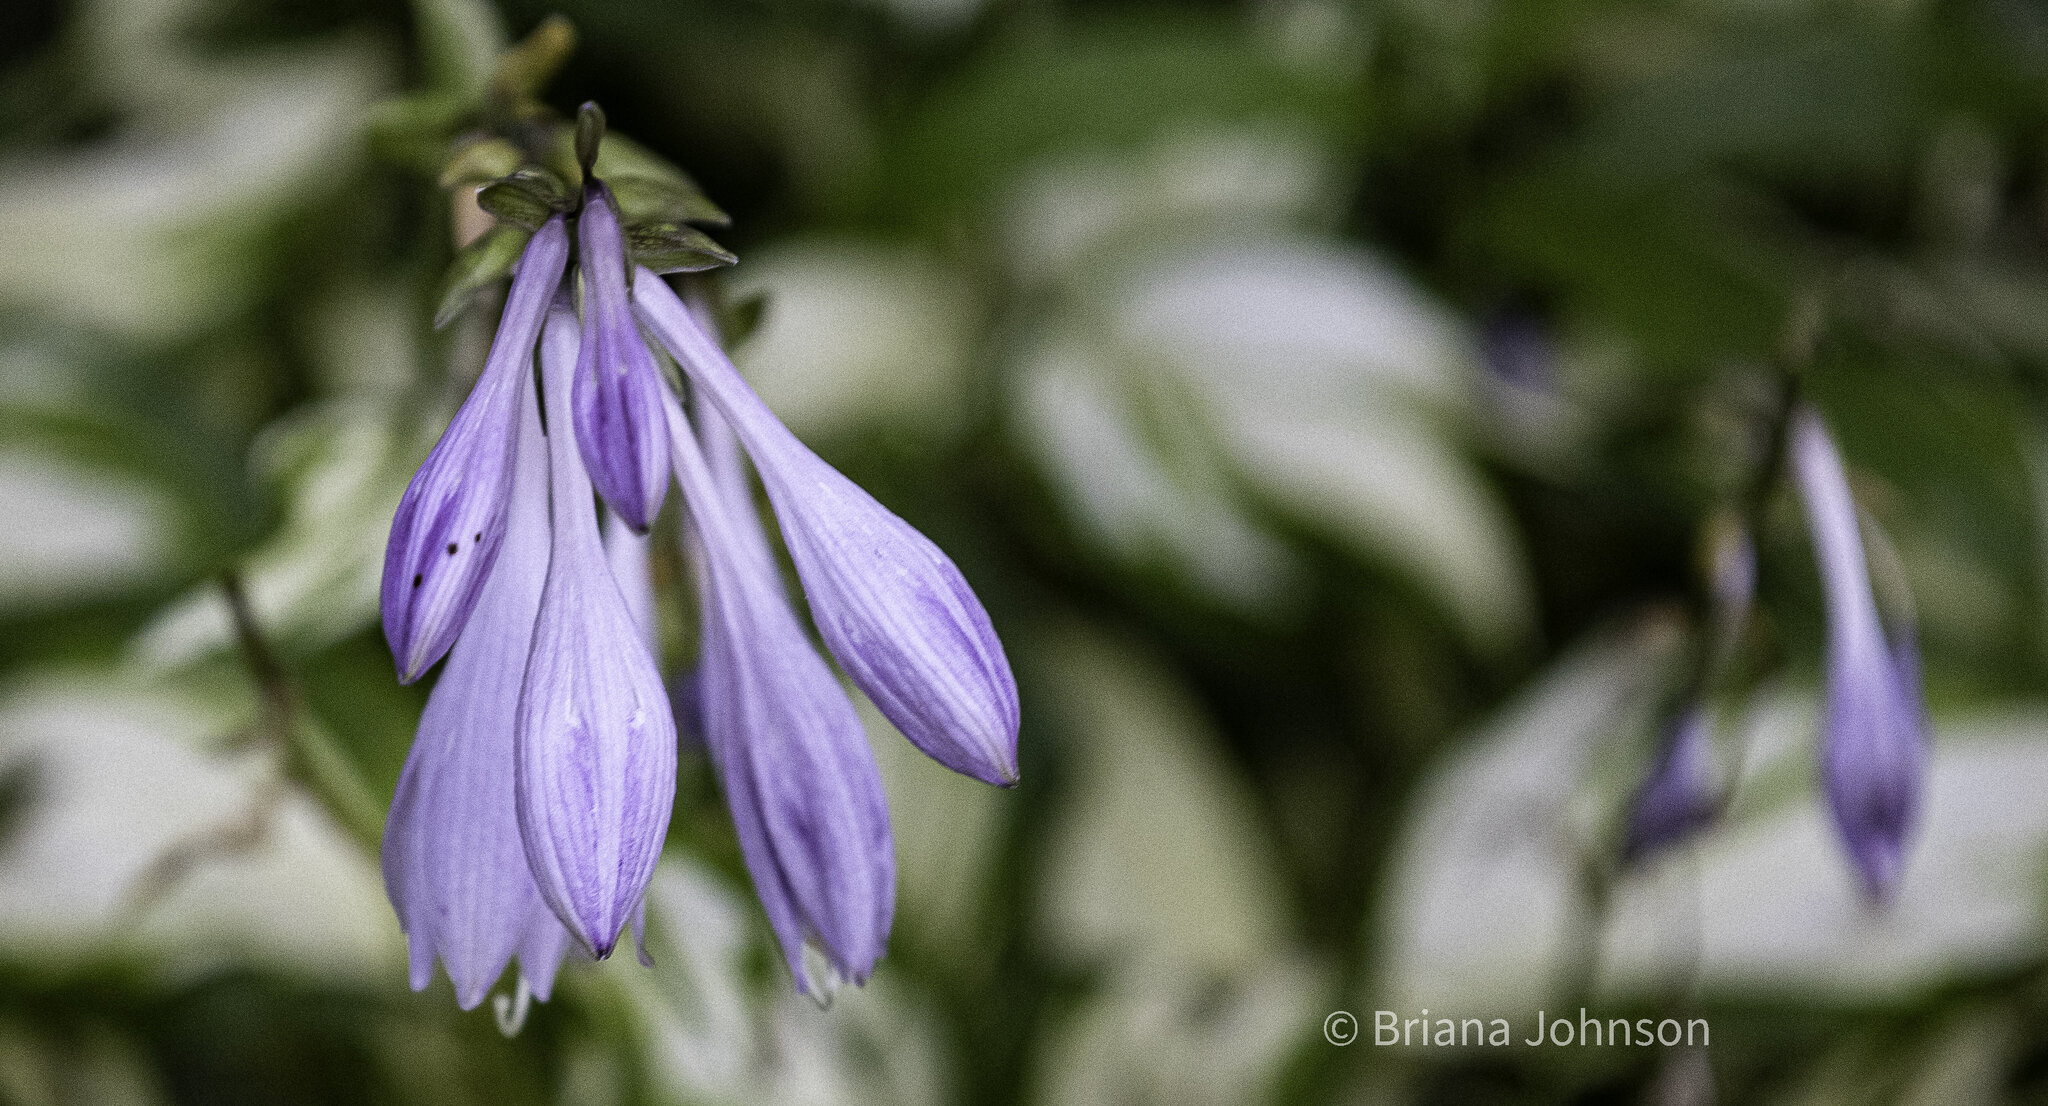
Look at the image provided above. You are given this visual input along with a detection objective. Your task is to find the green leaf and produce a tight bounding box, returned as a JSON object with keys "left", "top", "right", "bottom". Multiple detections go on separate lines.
{"left": 608, "top": 173, "right": 730, "bottom": 228}
{"left": 435, "top": 225, "right": 531, "bottom": 329}
{"left": 557, "top": 129, "right": 707, "bottom": 195}
{"left": 627, "top": 224, "right": 738, "bottom": 274}
{"left": 475, "top": 184, "right": 552, "bottom": 230}
{"left": 363, "top": 92, "right": 471, "bottom": 174}
{"left": 411, "top": 0, "right": 506, "bottom": 100}
{"left": 438, "top": 138, "right": 520, "bottom": 188}
{"left": 885, "top": 16, "right": 1360, "bottom": 225}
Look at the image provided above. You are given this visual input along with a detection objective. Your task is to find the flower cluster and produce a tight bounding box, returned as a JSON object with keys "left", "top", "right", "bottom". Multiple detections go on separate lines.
{"left": 380, "top": 118, "right": 1019, "bottom": 1009}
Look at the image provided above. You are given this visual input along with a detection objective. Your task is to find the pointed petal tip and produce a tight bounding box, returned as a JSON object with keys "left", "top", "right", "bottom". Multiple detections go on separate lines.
{"left": 407, "top": 940, "right": 435, "bottom": 994}
{"left": 922, "top": 734, "right": 1021, "bottom": 788}
{"left": 453, "top": 978, "right": 491, "bottom": 1012}
{"left": 565, "top": 907, "right": 632, "bottom": 964}
{"left": 521, "top": 970, "right": 557, "bottom": 1004}
{"left": 950, "top": 748, "right": 1020, "bottom": 787}
{"left": 595, "top": 486, "right": 662, "bottom": 535}
{"left": 986, "top": 742, "right": 1021, "bottom": 787}
{"left": 382, "top": 604, "right": 428, "bottom": 685}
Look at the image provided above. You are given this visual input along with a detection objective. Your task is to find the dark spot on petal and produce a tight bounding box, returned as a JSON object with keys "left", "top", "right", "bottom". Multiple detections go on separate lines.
{"left": 412, "top": 574, "right": 423, "bottom": 588}
{"left": 446, "top": 543, "right": 458, "bottom": 556}
{"left": 473, "top": 532, "right": 482, "bottom": 543}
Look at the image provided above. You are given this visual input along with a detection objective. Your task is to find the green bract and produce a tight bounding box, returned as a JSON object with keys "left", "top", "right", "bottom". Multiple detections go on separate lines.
{"left": 608, "top": 174, "right": 730, "bottom": 230}
{"left": 626, "top": 223, "right": 738, "bottom": 275}
{"left": 476, "top": 168, "right": 571, "bottom": 230}
{"left": 435, "top": 224, "right": 534, "bottom": 329}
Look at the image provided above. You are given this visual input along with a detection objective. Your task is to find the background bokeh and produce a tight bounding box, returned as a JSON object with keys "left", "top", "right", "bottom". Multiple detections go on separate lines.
{"left": 5, "top": 0, "right": 2048, "bottom": 1102}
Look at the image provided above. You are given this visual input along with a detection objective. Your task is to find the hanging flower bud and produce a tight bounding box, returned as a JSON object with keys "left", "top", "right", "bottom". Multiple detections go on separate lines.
{"left": 663, "top": 388, "right": 894, "bottom": 992}
{"left": 1622, "top": 708, "right": 1719, "bottom": 863}
{"left": 634, "top": 273, "right": 1020, "bottom": 787}
{"left": 515, "top": 301, "right": 678, "bottom": 956}
{"left": 1790, "top": 408, "right": 1927, "bottom": 901}
{"left": 572, "top": 184, "right": 671, "bottom": 531}
{"left": 382, "top": 218, "right": 569, "bottom": 683}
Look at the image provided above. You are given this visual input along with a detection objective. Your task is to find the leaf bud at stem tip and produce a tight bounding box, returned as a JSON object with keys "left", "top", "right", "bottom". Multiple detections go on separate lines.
{"left": 576, "top": 102, "right": 607, "bottom": 179}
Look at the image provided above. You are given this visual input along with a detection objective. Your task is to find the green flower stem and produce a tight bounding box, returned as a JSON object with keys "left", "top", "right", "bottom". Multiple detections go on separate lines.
{"left": 220, "top": 572, "right": 386, "bottom": 852}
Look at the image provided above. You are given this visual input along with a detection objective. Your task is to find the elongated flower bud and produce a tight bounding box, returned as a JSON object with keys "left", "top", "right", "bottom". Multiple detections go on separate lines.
{"left": 383, "top": 218, "right": 569, "bottom": 683}
{"left": 515, "top": 301, "right": 679, "bottom": 957}
{"left": 382, "top": 359, "right": 571, "bottom": 1009}
{"left": 573, "top": 185, "right": 671, "bottom": 532}
{"left": 635, "top": 273, "right": 1020, "bottom": 786}
{"left": 664, "top": 389, "right": 894, "bottom": 991}
{"left": 1622, "top": 708, "right": 1718, "bottom": 863}
{"left": 1790, "top": 408, "right": 1927, "bottom": 901}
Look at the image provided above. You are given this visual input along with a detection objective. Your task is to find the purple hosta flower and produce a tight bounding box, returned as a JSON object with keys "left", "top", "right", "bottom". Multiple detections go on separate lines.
{"left": 382, "top": 218, "right": 569, "bottom": 683}
{"left": 1622, "top": 708, "right": 1719, "bottom": 863}
{"left": 662, "top": 386, "right": 894, "bottom": 992}
{"left": 573, "top": 184, "right": 671, "bottom": 533}
{"left": 634, "top": 273, "right": 1021, "bottom": 786}
{"left": 1790, "top": 408, "right": 1928, "bottom": 901}
{"left": 515, "top": 302, "right": 678, "bottom": 957}
{"left": 382, "top": 350, "right": 572, "bottom": 1009}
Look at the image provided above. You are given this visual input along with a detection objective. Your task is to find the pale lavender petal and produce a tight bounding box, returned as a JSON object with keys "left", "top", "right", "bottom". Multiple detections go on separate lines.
{"left": 574, "top": 186, "right": 671, "bottom": 532}
{"left": 1622, "top": 708, "right": 1718, "bottom": 863}
{"left": 636, "top": 274, "right": 1020, "bottom": 786}
{"left": 602, "top": 508, "right": 659, "bottom": 653}
{"left": 663, "top": 389, "right": 894, "bottom": 991}
{"left": 381, "top": 353, "right": 573, "bottom": 1010}
{"left": 1791, "top": 409, "right": 1927, "bottom": 901}
{"left": 516, "top": 920, "right": 570, "bottom": 1002}
{"left": 515, "top": 301, "right": 679, "bottom": 957}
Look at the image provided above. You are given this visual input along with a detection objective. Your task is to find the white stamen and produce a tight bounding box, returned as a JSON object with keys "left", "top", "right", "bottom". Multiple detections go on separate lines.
{"left": 493, "top": 975, "right": 534, "bottom": 1037}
